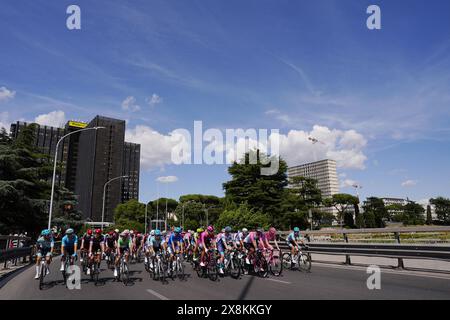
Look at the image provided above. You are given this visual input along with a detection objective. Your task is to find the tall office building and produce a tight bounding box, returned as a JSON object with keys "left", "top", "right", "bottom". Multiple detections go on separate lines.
{"left": 9, "top": 116, "right": 140, "bottom": 223}
{"left": 288, "top": 159, "right": 339, "bottom": 199}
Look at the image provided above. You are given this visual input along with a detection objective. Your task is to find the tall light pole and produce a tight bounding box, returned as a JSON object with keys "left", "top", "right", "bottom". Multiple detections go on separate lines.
{"left": 101, "top": 175, "right": 129, "bottom": 231}
{"left": 48, "top": 126, "right": 104, "bottom": 230}
{"left": 145, "top": 201, "right": 148, "bottom": 234}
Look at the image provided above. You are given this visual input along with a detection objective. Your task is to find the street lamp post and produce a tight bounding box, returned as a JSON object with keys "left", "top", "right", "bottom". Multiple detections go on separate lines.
{"left": 145, "top": 202, "right": 148, "bottom": 234}
{"left": 48, "top": 126, "right": 104, "bottom": 230}
{"left": 101, "top": 175, "right": 129, "bottom": 231}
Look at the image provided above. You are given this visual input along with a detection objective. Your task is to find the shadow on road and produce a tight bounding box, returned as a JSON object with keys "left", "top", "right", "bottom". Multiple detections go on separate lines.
{"left": 237, "top": 275, "right": 255, "bottom": 300}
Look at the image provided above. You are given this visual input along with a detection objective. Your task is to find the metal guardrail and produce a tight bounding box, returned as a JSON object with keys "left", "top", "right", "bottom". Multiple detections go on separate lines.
{"left": 276, "top": 227, "right": 450, "bottom": 269}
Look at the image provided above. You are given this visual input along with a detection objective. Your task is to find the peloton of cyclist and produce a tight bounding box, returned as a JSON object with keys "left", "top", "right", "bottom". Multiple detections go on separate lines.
{"left": 34, "top": 229, "right": 54, "bottom": 279}
{"left": 60, "top": 228, "right": 78, "bottom": 272}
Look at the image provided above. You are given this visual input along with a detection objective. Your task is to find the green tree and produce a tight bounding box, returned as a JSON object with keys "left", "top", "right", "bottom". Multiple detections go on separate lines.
{"left": 223, "top": 150, "right": 288, "bottom": 223}
{"left": 362, "top": 197, "right": 389, "bottom": 228}
{"left": 400, "top": 202, "right": 425, "bottom": 226}
{"left": 216, "top": 203, "right": 270, "bottom": 231}
{"left": 324, "top": 194, "right": 359, "bottom": 228}
{"left": 0, "top": 124, "right": 54, "bottom": 236}
{"left": 114, "top": 199, "right": 146, "bottom": 231}
{"left": 430, "top": 197, "right": 450, "bottom": 224}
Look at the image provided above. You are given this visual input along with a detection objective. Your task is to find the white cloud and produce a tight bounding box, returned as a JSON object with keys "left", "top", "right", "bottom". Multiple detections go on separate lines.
{"left": 0, "top": 87, "right": 16, "bottom": 102}
{"left": 125, "top": 125, "right": 190, "bottom": 171}
{"left": 401, "top": 180, "right": 417, "bottom": 187}
{"left": 147, "top": 94, "right": 162, "bottom": 106}
{"left": 272, "top": 125, "right": 368, "bottom": 170}
{"left": 156, "top": 175, "right": 178, "bottom": 183}
{"left": 121, "top": 96, "right": 141, "bottom": 112}
{"left": 34, "top": 110, "right": 66, "bottom": 127}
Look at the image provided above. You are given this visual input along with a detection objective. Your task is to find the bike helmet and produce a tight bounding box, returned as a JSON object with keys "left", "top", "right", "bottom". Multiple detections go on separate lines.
{"left": 87, "top": 229, "right": 93, "bottom": 235}
{"left": 256, "top": 228, "right": 264, "bottom": 234}
{"left": 242, "top": 228, "right": 248, "bottom": 233}
{"left": 162, "top": 230, "right": 167, "bottom": 236}
{"left": 41, "top": 229, "right": 51, "bottom": 236}
{"left": 123, "top": 229, "right": 130, "bottom": 235}
{"left": 65, "top": 228, "right": 74, "bottom": 235}
{"left": 189, "top": 230, "right": 195, "bottom": 235}
{"left": 114, "top": 229, "right": 119, "bottom": 233}
{"left": 130, "top": 230, "right": 134, "bottom": 235}
{"left": 196, "top": 228, "right": 204, "bottom": 233}
{"left": 224, "top": 226, "right": 232, "bottom": 233}
{"left": 108, "top": 231, "right": 114, "bottom": 236}
{"left": 174, "top": 227, "right": 181, "bottom": 233}
{"left": 95, "top": 229, "right": 102, "bottom": 235}
{"left": 269, "top": 227, "right": 277, "bottom": 235}
{"left": 150, "top": 230, "right": 155, "bottom": 236}
{"left": 207, "top": 225, "right": 214, "bottom": 233}
{"left": 155, "top": 229, "right": 161, "bottom": 236}
{"left": 293, "top": 227, "right": 300, "bottom": 232}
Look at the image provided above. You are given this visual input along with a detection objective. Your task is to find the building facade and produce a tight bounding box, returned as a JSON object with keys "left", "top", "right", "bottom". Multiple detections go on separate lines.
{"left": 288, "top": 159, "right": 340, "bottom": 199}
{"left": 9, "top": 116, "right": 140, "bottom": 223}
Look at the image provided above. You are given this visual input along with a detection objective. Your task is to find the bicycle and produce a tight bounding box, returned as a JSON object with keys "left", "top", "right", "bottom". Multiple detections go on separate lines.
{"left": 80, "top": 249, "right": 88, "bottom": 274}
{"left": 282, "top": 245, "right": 311, "bottom": 272}
{"left": 89, "top": 251, "right": 102, "bottom": 285}
{"left": 116, "top": 253, "right": 130, "bottom": 285}
{"left": 38, "top": 254, "right": 51, "bottom": 290}
{"left": 169, "top": 251, "right": 185, "bottom": 281}
{"left": 266, "top": 249, "right": 283, "bottom": 276}
{"left": 223, "top": 249, "right": 241, "bottom": 279}
{"left": 253, "top": 249, "right": 269, "bottom": 278}
{"left": 105, "top": 249, "right": 115, "bottom": 270}
{"left": 61, "top": 254, "right": 77, "bottom": 287}
{"left": 152, "top": 251, "right": 169, "bottom": 283}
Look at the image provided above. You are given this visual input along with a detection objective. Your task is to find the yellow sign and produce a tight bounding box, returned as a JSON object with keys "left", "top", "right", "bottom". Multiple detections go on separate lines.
{"left": 68, "top": 121, "right": 88, "bottom": 128}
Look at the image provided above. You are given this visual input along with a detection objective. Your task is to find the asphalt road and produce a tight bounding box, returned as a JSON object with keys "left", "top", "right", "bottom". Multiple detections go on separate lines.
{"left": 1, "top": 258, "right": 450, "bottom": 300}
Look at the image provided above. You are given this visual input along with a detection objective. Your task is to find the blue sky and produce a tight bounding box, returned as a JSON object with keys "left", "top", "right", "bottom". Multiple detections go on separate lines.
{"left": 1, "top": 0, "right": 450, "bottom": 204}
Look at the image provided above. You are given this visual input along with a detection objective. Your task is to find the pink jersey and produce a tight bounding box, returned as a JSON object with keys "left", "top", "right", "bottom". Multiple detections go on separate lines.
{"left": 200, "top": 231, "right": 215, "bottom": 245}
{"left": 265, "top": 231, "right": 276, "bottom": 241}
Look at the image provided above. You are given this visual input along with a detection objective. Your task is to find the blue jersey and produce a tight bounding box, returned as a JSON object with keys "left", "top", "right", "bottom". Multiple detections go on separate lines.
{"left": 167, "top": 233, "right": 183, "bottom": 246}
{"left": 286, "top": 232, "right": 302, "bottom": 243}
{"left": 36, "top": 236, "right": 54, "bottom": 250}
{"left": 62, "top": 235, "right": 78, "bottom": 248}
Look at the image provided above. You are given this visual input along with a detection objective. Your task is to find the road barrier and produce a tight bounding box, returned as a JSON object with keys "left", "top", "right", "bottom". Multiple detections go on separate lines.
{"left": 276, "top": 226, "right": 450, "bottom": 269}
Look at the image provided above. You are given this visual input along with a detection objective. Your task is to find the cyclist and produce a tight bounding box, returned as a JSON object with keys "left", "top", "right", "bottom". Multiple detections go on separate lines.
{"left": 216, "top": 226, "right": 235, "bottom": 274}
{"left": 243, "top": 228, "right": 271, "bottom": 273}
{"left": 286, "top": 227, "right": 304, "bottom": 264}
{"left": 134, "top": 232, "right": 144, "bottom": 260}
{"left": 148, "top": 229, "right": 167, "bottom": 270}
{"left": 115, "top": 230, "right": 133, "bottom": 278}
{"left": 167, "top": 227, "right": 184, "bottom": 272}
{"left": 144, "top": 230, "right": 155, "bottom": 265}
{"left": 199, "top": 226, "right": 215, "bottom": 267}
{"left": 104, "top": 231, "right": 116, "bottom": 262}
{"left": 234, "top": 228, "right": 248, "bottom": 249}
{"left": 265, "top": 227, "right": 280, "bottom": 251}
{"left": 193, "top": 228, "right": 203, "bottom": 261}
{"left": 88, "top": 229, "right": 104, "bottom": 275}
{"left": 60, "top": 228, "right": 78, "bottom": 272}
{"left": 80, "top": 229, "right": 92, "bottom": 263}
{"left": 35, "top": 229, "right": 54, "bottom": 279}
{"left": 183, "top": 230, "right": 192, "bottom": 250}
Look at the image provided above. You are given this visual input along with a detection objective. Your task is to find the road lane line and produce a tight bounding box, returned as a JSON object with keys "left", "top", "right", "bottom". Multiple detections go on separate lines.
{"left": 146, "top": 289, "right": 170, "bottom": 300}
{"left": 266, "top": 278, "right": 291, "bottom": 284}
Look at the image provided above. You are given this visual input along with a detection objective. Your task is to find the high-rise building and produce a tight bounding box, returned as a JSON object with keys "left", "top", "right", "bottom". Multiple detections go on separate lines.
{"left": 287, "top": 159, "right": 339, "bottom": 199}
{"left": 9, "top": 116, "right": 140, "bottom": 223}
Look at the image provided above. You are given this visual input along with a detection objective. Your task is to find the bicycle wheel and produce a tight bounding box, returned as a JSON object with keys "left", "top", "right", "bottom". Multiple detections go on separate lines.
{"left": 177, "top": 258, "right": 185, "bottom": 280}
{"left": 160, "top": 260, "right": 167, "bottom": 283}
{"left": 94, "top": 263, "right": 99, "bottom": 285}
{"left": 122, "top": 262, "right": 129, "bottom": 285}
{"left": 282, "top": 252, "right": 292, "bottom": 269}
{"left": 269, "top": 255, "right": 283, "bottom": 276}
{"left": 298, "top": 253, "right": 312, "bottom": 272}
{"left": 39, "top": 264, "right": 45, "bottom": 290}
{"left": 207, "top": 255, "right": 218, "bottom": 282}
{"left": 256, "top": 256, "right": 268, "bottom": 278}
{"left": 229, "top": 257, "right": 241, "bottom": 279}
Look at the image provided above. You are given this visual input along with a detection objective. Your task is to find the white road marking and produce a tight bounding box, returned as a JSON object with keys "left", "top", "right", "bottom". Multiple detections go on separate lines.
{"left": 266, "top": 278, "right": 291, "bottom": 284}
{"left": 146, "top": 289, "right": 170, "bottom": 300}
